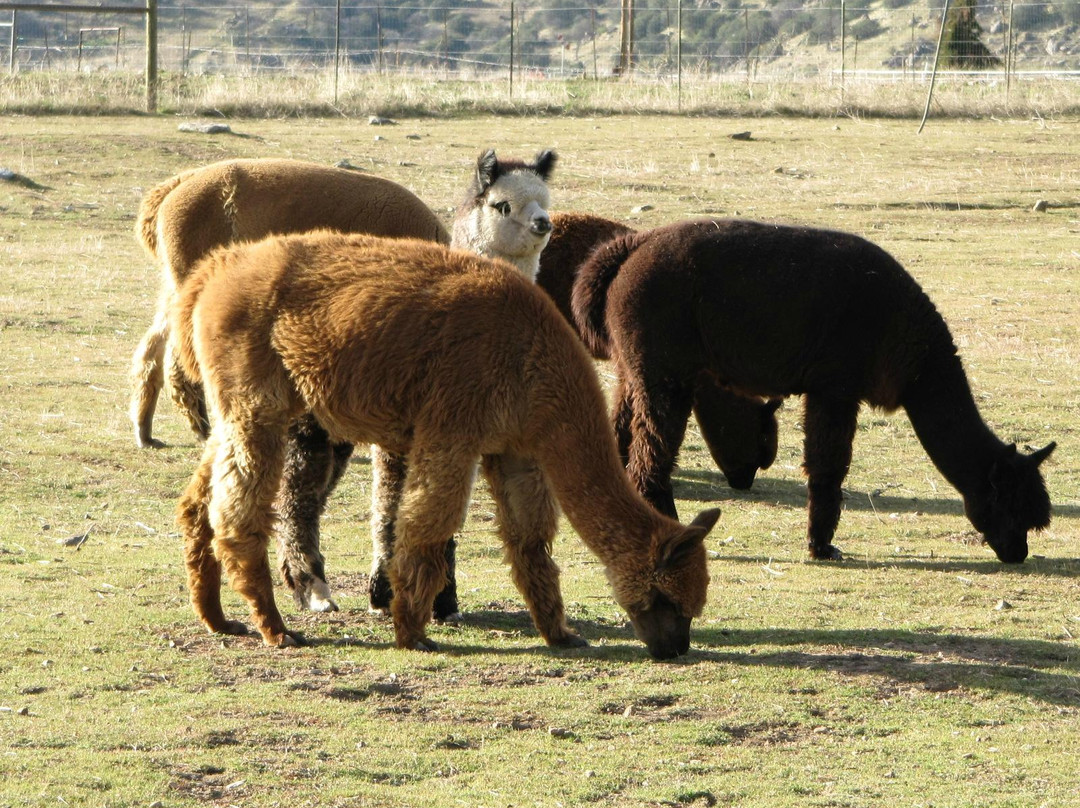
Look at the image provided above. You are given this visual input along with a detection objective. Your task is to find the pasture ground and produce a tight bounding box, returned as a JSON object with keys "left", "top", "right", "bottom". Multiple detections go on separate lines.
{"left": 1, "top": 114, "right": 1078, "bottom": 807}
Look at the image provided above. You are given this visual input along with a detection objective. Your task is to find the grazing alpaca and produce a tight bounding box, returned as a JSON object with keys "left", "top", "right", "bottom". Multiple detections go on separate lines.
{"left": 128, "top": 152, "right": 555, "bottom": 618}
{"left": 129, "top": 158, "right": 449, "bottom": 449}
{"left": 173, "top": 231, "right": 719, "bottom": 658}
{"left": 537, "top": 212, "right": 780, "bottom": 491}
{"left": 572, "top": 218, "right": 1055, "bottom": 562}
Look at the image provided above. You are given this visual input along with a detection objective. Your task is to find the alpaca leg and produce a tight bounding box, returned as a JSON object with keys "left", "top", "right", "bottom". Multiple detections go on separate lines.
{"left": 802, "top": 395, "right": 860, "bottom": 561}
{"left": 389, "top": 447, "right": 476, "bottom": 651}
{"left": 481, "top": 453, "right": 585, "bottom": 649}
{"left": 623, "top": 379, "right": 694, "bottom": 519}
{"left": 612, "top": 376, "right": 634, "bottom": 466}
{"left": 276, "top": 415, "right": 343, "bottom": 612}
{"left": 129, "top": 306, "right": 170, "bottom": 449}
{"left": 165, "top": 338, "right": 210, "bottom": 442}
{"left": 177, "top": 435, "right": 247, "bottom": 636}
{"left": 369, "top": 445, "right": 461, "bottom": 621}
{"left": 369, "top": 445, "right": 407, "bottom": 614}
{"left": 208, "top": 419, "right": 300, "bottom": 647}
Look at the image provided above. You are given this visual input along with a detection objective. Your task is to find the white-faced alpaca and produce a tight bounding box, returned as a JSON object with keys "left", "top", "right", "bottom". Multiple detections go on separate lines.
{"left": 128, "top": 152, "right": 555, "bottom": 618}
{"left": 364, "top": 149, "right": 556, "bottom": 619}
{"left": 128, "top": 158, "right": 449, "bottom": 449}
{"left": 173, "top": 232, "right": 719, "bottom": 659}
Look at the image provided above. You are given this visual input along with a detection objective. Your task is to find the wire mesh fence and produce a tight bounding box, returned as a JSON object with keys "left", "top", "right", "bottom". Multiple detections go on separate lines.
{"left": 4, "top": 1, "right": 1078, "bottom": 85}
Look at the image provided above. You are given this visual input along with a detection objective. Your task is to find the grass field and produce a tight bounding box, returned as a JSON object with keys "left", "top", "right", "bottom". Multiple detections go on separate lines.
{"left": 1, "top": 113, "right": 1078, "bottom": 807}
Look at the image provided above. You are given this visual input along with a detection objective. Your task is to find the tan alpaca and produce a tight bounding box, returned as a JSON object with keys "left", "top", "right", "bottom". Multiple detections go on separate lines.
{"left": 129, "top": 158, "right": 450, "bottom": 449}
{"left": 173, "top": 231, "right": 719, "bottom": 659}
{"left": 129, "top": 152, "right": 556, "bottom": 617}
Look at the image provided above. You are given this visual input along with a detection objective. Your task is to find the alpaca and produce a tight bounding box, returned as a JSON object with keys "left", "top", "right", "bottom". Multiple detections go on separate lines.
{"left": 537, "top": 212, "right": 780, "bottom": 491}
{"left": 571, "top": 218, "right": 1055, "bottom": 563}
{"left": 129, "top": 158, "right": 450, "bottom": 449}
{"left": 173, "top": 231, "right": 720, "bottom": 659}
{"left": 128, "top": 152, "right": 555, "bottom": 618}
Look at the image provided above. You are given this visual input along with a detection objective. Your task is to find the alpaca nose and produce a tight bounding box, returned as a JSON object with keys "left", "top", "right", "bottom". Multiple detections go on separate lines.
{"left": 531, "top": 215, "right": 552, "bottom": 236}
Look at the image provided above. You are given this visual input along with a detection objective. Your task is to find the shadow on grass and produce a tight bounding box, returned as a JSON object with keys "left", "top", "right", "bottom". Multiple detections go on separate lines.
{"left": 674, "top": 467, "right": 1080, "bottom": 519}
{"left": 301, "top": 606, "right": 1080, "bottom": 708}
{"left": 714, "top": 554, "right": 1080, "bottom": 577}
{"left": 685, "top": 625, "right": 1080, "bottom": 707}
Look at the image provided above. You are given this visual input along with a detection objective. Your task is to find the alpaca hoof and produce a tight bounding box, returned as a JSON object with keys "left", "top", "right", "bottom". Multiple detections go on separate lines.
{"left": 412, "top": 637, "right": 439, "bottom": 652}
{"left": 137, "top": 435, "right": 166, "bottom": 450}
{"left": 209, "top": 619, "right": 250, "bottom": 636}
{"left": 434, "top": 611, "right": 463, "bottom": 626}
{"left": 809, "top": 544, "right": 844, "bottom": 561}
{"left": 266, "top": 630, "right": 305, "bottom": 648}
{"left": 302, "top": 579, "right": 339, "bottom": 613}
{"left": 550, "top": 633, "right": 589, "bottom": 649}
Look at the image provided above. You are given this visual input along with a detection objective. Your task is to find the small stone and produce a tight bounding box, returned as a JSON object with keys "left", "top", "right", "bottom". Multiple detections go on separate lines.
{"left": 368, "top": 115, "right": 396, "bottom": 126}
{"left": 994, "top": 599, "right": 1012, "bottom": 611}
{"left": 729, "top": 131, "right": 752, "bottom": 141}
{"left": 17, "top": 706, "right": 29, "bottom": 716}
{"left": 548, "top": 727, "right": 575, "bottom": 739}
{"left": 631, "top": 204, "right": 654, "bottom": 214}
{"left": 406, "top": 134, "right": 422, "bottom": 140}
{"left": 1032, "top": 199, "right": 1049, "bottom": 212}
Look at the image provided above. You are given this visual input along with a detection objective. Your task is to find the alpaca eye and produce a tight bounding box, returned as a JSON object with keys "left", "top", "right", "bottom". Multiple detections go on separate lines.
{"left": 491, "top": 201, "right": 511, "bottom": 216}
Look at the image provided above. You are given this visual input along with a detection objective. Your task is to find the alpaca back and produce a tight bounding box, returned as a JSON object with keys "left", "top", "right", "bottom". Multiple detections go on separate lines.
{"left": 181, "top": 232, "right": 597, "bottom": 456}
{"left": 536, "top": 212, "right": 634, "bottom": 346}
{"left": 155, "top": 159, "right": 449, "bottom": 286}
{"left": 570, "top": 229, "right": 648, "bottom": 360}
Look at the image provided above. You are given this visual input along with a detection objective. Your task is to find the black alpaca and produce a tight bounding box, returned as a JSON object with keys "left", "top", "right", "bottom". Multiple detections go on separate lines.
{"left": 572, "top": 218, "right": 1055, "bottom": 562}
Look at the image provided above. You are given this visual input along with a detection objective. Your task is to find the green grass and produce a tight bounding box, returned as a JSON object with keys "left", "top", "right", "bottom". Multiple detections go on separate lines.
{"left": 1, "top": 114, "right": 1078, "bottom": 807}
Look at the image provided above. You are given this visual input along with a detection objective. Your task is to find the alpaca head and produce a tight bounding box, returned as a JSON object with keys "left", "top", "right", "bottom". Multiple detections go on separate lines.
{"left": 609, "top": 508, "right": 720, "bottom": 659}
{"left": 715, "top": 398, "right": 781, "bottom": 491}
{"left": 963, "top": 442, "right": 1055, "bottom": 563}
{"left": 452, "top": 149, "right": 556, "bottom": 280}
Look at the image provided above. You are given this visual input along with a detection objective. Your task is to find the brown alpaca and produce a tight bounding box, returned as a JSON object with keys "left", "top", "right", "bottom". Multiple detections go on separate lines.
{"left": 572, "top": 218, "right": 1055, "bottom": 562}
{"left": 129, "top": 152, "right": 555, "bottom": 618}
{"left": 173, "top": 231, "right": 719, "bottom": 658}
{"left": 537, "top": 212, "right": 780, "bottom": 491}
{"left": 129, "top": 158, "right": 449, "bottom": 449}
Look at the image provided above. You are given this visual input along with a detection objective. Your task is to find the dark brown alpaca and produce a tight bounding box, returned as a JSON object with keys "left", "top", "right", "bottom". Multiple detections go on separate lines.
{"left": 360, "top": 210, "right": 780, "bottom": 619}
{"left": 537, "top": 212, "right": 780, "bottom": 490}
{"left": 572, "top": 218, "right": 1055, "bottom": 562}
{"left": 173, "top": 231, "right": 719, "bottom": 658}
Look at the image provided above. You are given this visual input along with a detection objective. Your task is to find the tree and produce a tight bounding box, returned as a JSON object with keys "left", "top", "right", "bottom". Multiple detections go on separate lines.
{"left": 942, "top": 0, "right": 1000, "bottom": 68}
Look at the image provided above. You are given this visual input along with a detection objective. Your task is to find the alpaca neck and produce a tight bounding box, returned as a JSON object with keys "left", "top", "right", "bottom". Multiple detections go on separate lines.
{"left": 535, "top": 411, "right": 662, "bottom": 568}
{"left": 901, "top": 352, "right": 1004, "bottom": 497}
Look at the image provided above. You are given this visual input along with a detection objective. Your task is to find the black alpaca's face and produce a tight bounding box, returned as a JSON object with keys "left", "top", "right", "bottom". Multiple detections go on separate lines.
{"left": 965, "top": 442, "right": 1055, "bottom": 564}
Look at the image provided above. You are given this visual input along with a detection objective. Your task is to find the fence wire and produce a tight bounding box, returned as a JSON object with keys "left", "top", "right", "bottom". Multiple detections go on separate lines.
{"left": 4, "top": 1, "right": 1078, "bottom": 83}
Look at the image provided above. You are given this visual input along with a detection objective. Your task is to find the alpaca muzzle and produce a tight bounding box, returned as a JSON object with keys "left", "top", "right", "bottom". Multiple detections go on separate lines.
{"left": 530, "top": 215, "right": 552, "bottom": 236}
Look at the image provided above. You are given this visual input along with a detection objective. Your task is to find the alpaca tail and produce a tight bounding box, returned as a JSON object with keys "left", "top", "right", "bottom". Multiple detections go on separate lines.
{"left": 135, "top": 168, "right": 197, "bottom": 262}
{"left": 570, "top": 230, "right": 642, "bottom": 360}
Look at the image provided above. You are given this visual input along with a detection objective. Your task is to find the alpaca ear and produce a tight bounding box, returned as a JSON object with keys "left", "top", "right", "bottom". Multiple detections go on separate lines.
{"left": 532, "top": 149, "right": 557, "bottom": 180}
{"left": 764, "top": 398, "right": 783, "bottom": 415}
{"left": 1027, "top": 441, "right": 1056, "bottom": 467}
{"left": 658, "top": 508, "right": 721, "bottom": 571}
{"left": 476, "top": 149, "right": 499, "bottom": 192}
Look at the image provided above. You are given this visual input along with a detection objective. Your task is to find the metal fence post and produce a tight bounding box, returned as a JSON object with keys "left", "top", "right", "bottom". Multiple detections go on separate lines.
{"left": 677, "top": 0, "right": 682, "bottom": 111}
{"left": 7, "top": 10, "right": 14, "bottom": 73}
{"left": 509, "top": 0, "right": 514, "bottom": 98}
{"left": 334, "top": 0, "right": 341, "bottom": 104}
{"left": 918, "top": 0, "right": 952, "bottom": 134}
